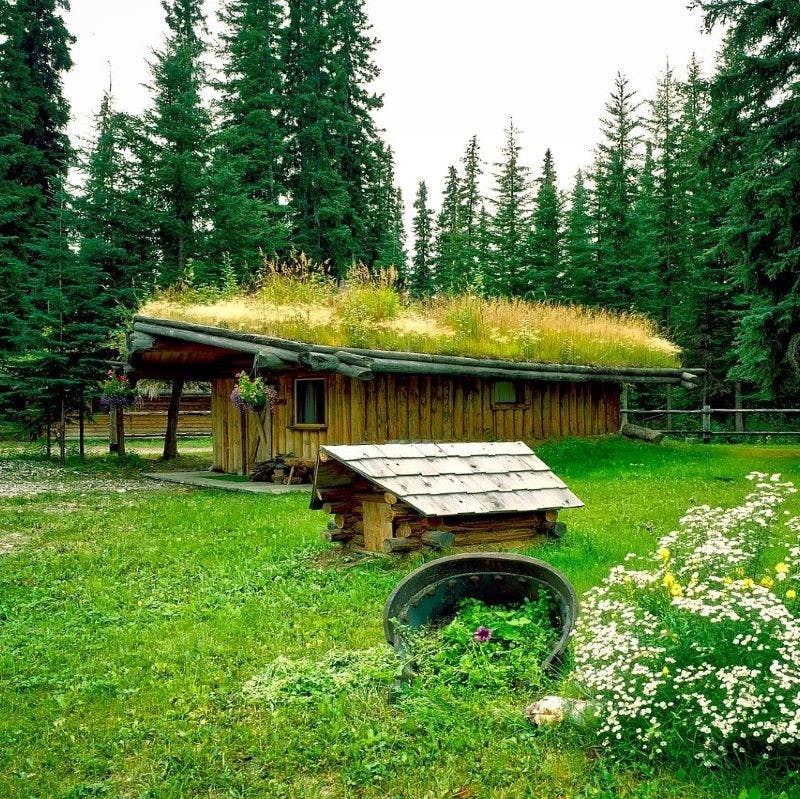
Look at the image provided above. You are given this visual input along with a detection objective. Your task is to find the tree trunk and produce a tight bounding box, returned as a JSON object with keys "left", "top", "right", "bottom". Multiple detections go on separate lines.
{"left": 162, "top": 379, "right": 184, "bottom": 460}
{"left": 115, "top": 406, "right": 126, "bottom": 456}
{"left": 78, "top": 391, "right": 85, "bottom": 460}
{"left": 58, "top": 392, "right": 66, "bottom": 462}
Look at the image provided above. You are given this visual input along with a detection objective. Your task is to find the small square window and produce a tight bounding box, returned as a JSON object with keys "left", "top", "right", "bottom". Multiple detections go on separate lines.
{"left": 294, "top": 378, "right": 326, "bottom": 425}
{"left": 492, "top": 381, "right": 520, "bottom": 405}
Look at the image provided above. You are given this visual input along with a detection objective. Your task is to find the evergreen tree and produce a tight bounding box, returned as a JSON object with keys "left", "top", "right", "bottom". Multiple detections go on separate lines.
{"left": 0, "top": 0, "right": 73, "bottom": 348}
{"left": 487, "top": 121, "right": 530, "bottom": 297}
{"left": 410, "top": 181, "right": 435, "bottom": 297}
{"left": 369, "top": 145, "right": 406, "bottom": 276}
{"left": 433, "top": 165, "right": 463, "bottom": 294}
{"left": 141, "top": 0, "right": 212, "bottom": 286}
{"left": 526, "top": 148, "right": 563, "bottom": 301}
{"left": 75, "top": 92, "right": 159, "bottom": 308}
{"left": 676, "top": 54, "right": 736, "bottom": 384}
{"left": 629, "top": 142, "right": 660, "bottom": 321}
{"left": 458, "top": 135, "right": 483, "bottom": 288}
{"left": 696, "top": 0, "right": 800, "bottom": 398}
{"left": 564, "top": 170, "right": 595, "bottom": 306}
{"left": 282, "top": 0, "right": 383, "bottom": 274}
{"left": 592, "top": 72, "right": 641, "bottom": 311}
{"left": 647, "top": 62, "right": 686, "bottom": 329}
{"left": 210, "top": 0, "right": 289, "bottom": 274}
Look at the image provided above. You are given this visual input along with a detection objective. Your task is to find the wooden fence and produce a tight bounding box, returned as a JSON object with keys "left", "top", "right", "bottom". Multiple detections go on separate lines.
{"left": 621, "top": 385, "right": 800, "bottom": 442}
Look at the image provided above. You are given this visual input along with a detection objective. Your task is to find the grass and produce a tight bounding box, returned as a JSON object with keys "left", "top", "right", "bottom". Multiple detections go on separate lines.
{"left": 2, "top": 437, "right": 800, "bottom": 798}
{"left": 140, "top": 267, "right": 681, "bottom": 368}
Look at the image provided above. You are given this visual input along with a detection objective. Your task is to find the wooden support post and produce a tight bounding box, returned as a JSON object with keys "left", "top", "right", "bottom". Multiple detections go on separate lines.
{"left": 162, "top": 379, "right": 184, "bottom": 461}
{"left": 109, "top": 407, "right": 118, "bottom": 453}
{"left": 115, "top": 406, "right": 126, "bottom": 456}
{"left": 701, "top": 404, "right": 712, "bottom": 444}
{"left": 620, "top": 385, "right": 629, "bottom": 427}
{"left": 665, "top": 385, "right": 673, "bottom": 432}
{"left": 734, "top": 382, "right": 744, "bottom": 433}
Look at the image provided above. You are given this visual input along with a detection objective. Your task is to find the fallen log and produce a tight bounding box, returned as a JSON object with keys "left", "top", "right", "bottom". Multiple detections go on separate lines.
{"left": 620, "top": 422, "right": 664, "bottom": 444}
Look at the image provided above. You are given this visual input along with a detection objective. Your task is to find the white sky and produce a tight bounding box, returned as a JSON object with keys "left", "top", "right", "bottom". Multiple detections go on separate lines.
{"left": 64, "top": 0, "right": 723, "bottom": 216}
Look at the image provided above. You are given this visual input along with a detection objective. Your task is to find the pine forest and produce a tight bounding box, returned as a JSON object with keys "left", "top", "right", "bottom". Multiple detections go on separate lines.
{"left": 0, "top": 0, "right": 798, "bottom": 442}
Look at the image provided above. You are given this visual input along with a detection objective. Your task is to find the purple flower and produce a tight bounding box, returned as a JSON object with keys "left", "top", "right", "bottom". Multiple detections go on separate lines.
{"left": 473, "top": 626, "right": 493, "bottom": 643}
{"left": 230, "top": 386, "right": 251, "bottom": 410}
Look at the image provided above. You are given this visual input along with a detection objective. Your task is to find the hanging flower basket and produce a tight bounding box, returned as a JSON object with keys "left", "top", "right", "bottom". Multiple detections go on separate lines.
{"left": 231, "top": 372, "right": 279, "bottom": 412}
{"left": 99, "top": 371, "right": 136, "bottom": 410}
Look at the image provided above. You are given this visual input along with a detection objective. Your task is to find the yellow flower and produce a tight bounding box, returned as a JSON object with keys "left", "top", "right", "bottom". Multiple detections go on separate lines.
{"left": 735, "top": 567, "right": 745, "bottom": 577}
{"left": 661, "top": 666, "right": 670, "bottom": 677}
{"left": 723, "top": 576, "right": 734, "bottom": 587}
{"left": 658, "top": 547, "right": 670, "bottom": 563}
{"left": 662, "top": 573, "right": 676, "bottom": 588}
{"left": 669, "top": 583, "right": 683, "bottom": 597}
{"left": 775, "top": 562, "right": 789, "bottom": 575}
{"left": 786, "top": 589, "right": 797, "bottom": 601}
{"left": 760, "top": 576, "right": 775, "bottom": 588}
{"left": 741, "top": 578, "right": 755, "bottom": 590}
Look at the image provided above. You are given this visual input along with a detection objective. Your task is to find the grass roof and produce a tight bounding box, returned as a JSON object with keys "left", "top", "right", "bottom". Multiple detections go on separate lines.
{"left": 140, "top": 271, "right": 681, "bottom": 369}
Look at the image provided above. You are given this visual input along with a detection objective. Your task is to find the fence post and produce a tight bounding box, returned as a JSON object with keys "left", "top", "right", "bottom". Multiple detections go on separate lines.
{"left": 734, "top": 382, "right": 744, "bottom": 433}
{"left": 702, "top": 404, "right": 712, "bottom": 444}
{"left": 665, "top": 385, "right": 673, "bottom": 432}
{"left": 621, "top": 385, "right": 629, "bottom": 427}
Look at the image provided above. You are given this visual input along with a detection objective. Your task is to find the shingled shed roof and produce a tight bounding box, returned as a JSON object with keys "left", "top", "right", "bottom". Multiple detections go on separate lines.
{"left": 312, "top": 441, "right": 584, "bottom": 517}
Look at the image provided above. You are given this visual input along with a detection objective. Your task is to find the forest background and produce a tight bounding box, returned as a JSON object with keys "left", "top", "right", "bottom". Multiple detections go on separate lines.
{"left": 0, "top": 0, "right": 797, "bottom": 435}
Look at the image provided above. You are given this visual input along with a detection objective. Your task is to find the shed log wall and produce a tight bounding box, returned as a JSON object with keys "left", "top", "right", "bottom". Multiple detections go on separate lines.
{"left": 211, "top": 372, "right": 619, "bottom": 474}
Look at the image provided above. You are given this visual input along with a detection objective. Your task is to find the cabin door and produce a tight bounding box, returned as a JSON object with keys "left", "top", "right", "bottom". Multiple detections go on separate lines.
{"left": 245, "top": 408, "right": 272, "bottom": 473}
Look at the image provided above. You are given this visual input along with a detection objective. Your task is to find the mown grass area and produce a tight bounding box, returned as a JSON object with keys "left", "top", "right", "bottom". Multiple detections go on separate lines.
{"left": 141, "top": 267, "right": 681, "bottom": 368}
{"left": 2, "top": 437, "right": 800, "bottom": 798}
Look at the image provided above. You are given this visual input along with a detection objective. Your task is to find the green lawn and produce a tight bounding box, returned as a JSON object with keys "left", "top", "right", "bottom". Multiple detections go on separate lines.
{"left": 1, "top": 437, "right": 800, "bottom": 798}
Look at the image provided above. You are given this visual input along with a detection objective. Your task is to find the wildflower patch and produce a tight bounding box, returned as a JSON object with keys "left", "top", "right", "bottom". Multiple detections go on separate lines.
{"left": 573, "top": 473, "right": 800, "bottom": 766}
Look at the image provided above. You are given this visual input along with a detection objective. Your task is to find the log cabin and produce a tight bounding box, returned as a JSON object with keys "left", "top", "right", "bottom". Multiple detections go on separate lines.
{"left": 126, "top": 315, "right": 702, "bottom": 476}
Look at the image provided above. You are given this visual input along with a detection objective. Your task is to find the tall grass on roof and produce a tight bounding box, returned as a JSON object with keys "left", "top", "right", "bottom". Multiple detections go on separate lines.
{"left": 141, "top": 261, "right": 681, "bottom": 368}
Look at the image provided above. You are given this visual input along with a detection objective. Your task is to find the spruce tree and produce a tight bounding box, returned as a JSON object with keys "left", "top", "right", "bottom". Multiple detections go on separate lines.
{"left": 75, "top": 92, "right": 159, "bottom": 308}
{"left": 142, "top": 0, "right": 212, "bottom": 286}
{"left": 647, "top": 63, "right": 686, "bottom": 330}
{"left": 592, "top": 73, "right": 641, "bottom": 311}
{"left": 410, "top": 181, "right": 435, "bottom": 297}
{"left": 676, "top": 54, "right": 736, "bottom": 384}
{"left": 487, "top": 121, "right": 530, "bottom": 297}
{"left": 695, "top": 0, "right": 800, "bottom": 398}
{"left": 629, "top": 142, "right": 660, "bottom": 322}
{"left": 0, "top": 0, "right": 73, "bottom": 349}
{"left": 526, "top": 149, "right": 563, "bottom": 301}
{"left": 433, "top": 166, "right": 463, "bottom": 294}
{"left": 458, "top": 135, "right": 483, "bottom": 289}
{"left": 210, "top": 0, "right": 289, "bottom": 274}
{"left": 370, "top": 145, "right": 406, "bottom": 277}
{"left": 564, "top": 170, "right": 595, "bottom": 306}
{"left": 282, "top": 0, "right": 383, "bottom": 274}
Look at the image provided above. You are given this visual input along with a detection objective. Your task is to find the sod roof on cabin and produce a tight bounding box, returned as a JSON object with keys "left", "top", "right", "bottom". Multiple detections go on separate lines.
{"left": 139, "top": 280, "right": 682, "bottom": 370}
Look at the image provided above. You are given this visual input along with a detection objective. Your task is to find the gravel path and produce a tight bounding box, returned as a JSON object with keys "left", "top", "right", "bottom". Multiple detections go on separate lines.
{"left": 0, "top": 459, "right": 174, "bottom": 499}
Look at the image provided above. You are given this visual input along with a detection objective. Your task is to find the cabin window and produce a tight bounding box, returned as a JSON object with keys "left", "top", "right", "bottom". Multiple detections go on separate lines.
{"left": 294, "top": 378, "right": 326, "bottom": 426}
{"left": 492, "top": 381, "right": 523, "bottom": 406}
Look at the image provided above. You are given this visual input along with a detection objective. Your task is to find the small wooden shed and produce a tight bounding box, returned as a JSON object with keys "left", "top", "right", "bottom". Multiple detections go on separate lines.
{"left": 311, "top": 441, "right": 583, "bottom": 553}
{"left": 127, "top": 316, "right": 701, "bottom": 475}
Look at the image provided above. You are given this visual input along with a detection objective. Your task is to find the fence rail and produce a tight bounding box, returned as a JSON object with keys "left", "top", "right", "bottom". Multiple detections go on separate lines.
{"left": 622, "top": 404, "right": 800, "bottom": 441}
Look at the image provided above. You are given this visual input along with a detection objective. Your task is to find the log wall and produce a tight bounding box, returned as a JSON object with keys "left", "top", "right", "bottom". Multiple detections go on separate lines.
{"left": 211, "top": 372, "right": 620, "bottom": 474}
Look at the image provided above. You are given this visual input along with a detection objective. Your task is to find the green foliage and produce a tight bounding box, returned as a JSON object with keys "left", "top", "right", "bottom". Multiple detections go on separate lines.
{"left": 410, "top": 181, "right": 435, "bottom": 297}
{"left": 407, "top": 595, "right": 556, "bottom": 693}
{"left": 526, "top": 148, "right": 564, "bottom": 301}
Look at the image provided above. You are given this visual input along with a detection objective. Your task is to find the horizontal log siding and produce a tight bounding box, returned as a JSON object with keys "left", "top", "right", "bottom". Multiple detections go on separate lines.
{"left": 211, "top": 372, "right": 620, "bottom": 474}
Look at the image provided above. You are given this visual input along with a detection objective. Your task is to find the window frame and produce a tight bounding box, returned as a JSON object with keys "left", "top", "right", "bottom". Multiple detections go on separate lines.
{"left": 490, "top": 380, "right": 529, "bottom": 410}
{"left": 292, "top": 377, "right": 327, "bottom": 429}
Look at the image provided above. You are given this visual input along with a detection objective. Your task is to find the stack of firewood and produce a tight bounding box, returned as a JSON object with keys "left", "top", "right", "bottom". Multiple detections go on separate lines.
{"left": 250, "top": 455, "right": 312, "bottom": 484}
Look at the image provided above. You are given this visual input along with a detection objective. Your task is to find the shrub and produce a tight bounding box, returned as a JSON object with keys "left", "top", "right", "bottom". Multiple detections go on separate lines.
{"left": 572, "top": 473, "right": 800, "bottom": 766}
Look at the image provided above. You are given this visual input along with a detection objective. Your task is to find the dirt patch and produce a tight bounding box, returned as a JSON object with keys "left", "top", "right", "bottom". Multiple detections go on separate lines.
{"left": 0, "top": 532, "right": 26, "bottom": 555}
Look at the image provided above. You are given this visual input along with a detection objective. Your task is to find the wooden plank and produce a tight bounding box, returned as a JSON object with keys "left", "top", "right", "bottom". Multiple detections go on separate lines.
{"left": 376, "top": 375, "right": 389, "bottom": 442}
{"left": 396, "top": 375, "right": 409, "bottom": 441}
{"left": 365, "top": 380, "right": 378, "bottom": 443}
{"left": 350, "top": 377, "right": 366, "bottom": 443}
{"left": 386, "top": 375, "right": 398, "bottom": 441}
{"left": 553, "top": 383, "right": 563, "bottom": 439}
{"left": 441, "top": 378, "right": 453, "bottom": 440}
{"left": 418, "top": 376, "right": 430, "bottom": 440}
{"left": 408, "top": 376, "right": 420, "bottom": 441}
{"left": 362, "top": 501, "right": 394, "bottom": 552}
{"left": 570, "top": 383, "right": 580, "bottom": 436}
{"left": 481, "top": 379, "right": 492, "bottom": 439}
{"left": 431, "top": 378, "right": 444, "bottom": 440}
{"left": 340, "top": 376, "right": 352, "bottom": 444}
{"left": 453, "top": 380, "right": 464, "bottom": 439}
{"left": 513, "top": 406, "right": 524, "bottom": 440}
